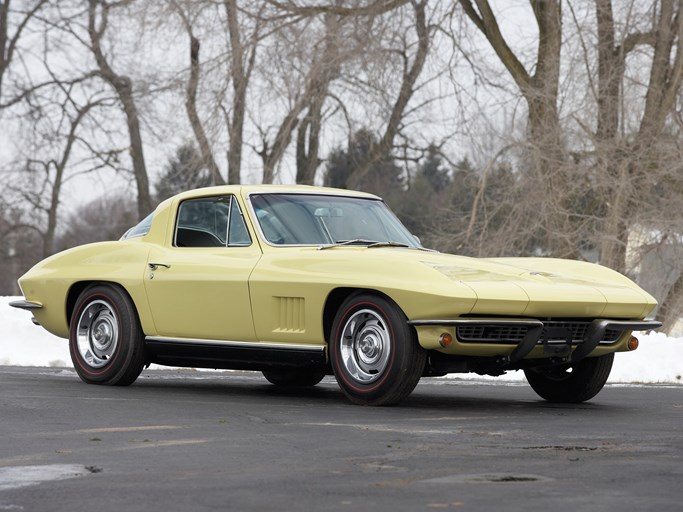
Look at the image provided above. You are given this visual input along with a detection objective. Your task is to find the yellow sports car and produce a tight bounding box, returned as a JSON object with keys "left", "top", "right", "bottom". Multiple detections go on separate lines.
{"left": 11, "top": 185, "right": 660, "bottom": 405}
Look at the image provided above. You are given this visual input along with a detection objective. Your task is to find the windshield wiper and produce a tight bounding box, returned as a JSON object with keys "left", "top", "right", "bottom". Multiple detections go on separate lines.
{"left": 318, "top": 239, "right": 434, "bottom": 251}
{"left": 318, "top": 239, "right": 378, "bottom": 250}
{"left": 367, "top": 241, "right": 410, "bottom": 248}
{"left": 368, "top": 241, "right": 436, "bottom": 251}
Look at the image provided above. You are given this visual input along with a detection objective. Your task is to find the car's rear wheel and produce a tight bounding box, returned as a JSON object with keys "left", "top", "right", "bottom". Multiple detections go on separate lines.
{"left": 262, "top": 369, "right": 326, "bottom": 387}
{"left": 330, "top": 293, "right": 426, "bottom": 406}
{"left": 69, "top": 284, "right": 146, "bottom": 386}
{"left": 523, "top": 353, "right": 614, "bottom": 403}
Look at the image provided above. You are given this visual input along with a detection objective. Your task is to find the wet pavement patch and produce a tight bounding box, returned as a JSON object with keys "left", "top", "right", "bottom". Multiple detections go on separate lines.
{"left": 0, "top": 465, "right": 92, "bottom": 491}
{"left": 420, "top": 473, "right": 553, "bottom": 484}
{"left": 521, "top": 445, "right": 599, "bottom": 452}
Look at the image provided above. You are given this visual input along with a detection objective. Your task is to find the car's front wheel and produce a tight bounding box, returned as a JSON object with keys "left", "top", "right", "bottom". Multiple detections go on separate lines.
{"left": 330, "top": 293, "right": 426, "bottom": 406}
{"left": 69, "top": 284, "right": 146, "bottom": 386}
{"left": 523, "top": 353, "right": 614, "bottom": 403}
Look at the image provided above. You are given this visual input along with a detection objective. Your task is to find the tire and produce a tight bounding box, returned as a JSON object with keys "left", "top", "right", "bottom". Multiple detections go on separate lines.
{"left": 524, "top": 353, "right": 614, "bottom": 403}
{"left": 69, "top": 283, "right": 146, "bottom": 386}
{"left": 262, "top": 369, "right": 326, "bottom": 387}
{"left": 329, "top": 293, "right": 426, "bottom": 406}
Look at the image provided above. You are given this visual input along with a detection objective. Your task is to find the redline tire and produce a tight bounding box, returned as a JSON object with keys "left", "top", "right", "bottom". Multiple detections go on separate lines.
{"left": 524, "top": 352, "right": 614, "bottom": 403}
{"left": 69, "top": 284, "right": 146, "bottom": 386}
{"left": 330, "top": 293, "right": 425, "bottom": 406}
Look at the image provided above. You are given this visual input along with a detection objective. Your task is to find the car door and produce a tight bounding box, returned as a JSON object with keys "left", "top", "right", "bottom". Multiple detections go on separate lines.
{"left": 143, "top": 194, "right": 261, "bottom": 341}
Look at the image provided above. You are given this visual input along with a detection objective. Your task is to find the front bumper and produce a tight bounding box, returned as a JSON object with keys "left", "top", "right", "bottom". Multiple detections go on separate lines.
{"left": 9, "top": 300, "right": 43, "bottom": 310}
{"left": 409, "top": 317, "right": 662, "bottom": 364}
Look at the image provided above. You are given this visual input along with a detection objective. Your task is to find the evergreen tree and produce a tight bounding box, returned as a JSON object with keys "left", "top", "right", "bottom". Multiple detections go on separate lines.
{"left": 155, "top": 142, "right": 214, "bottom": 202}
{"left": 395, "top": 173, "right": 433, "bottom": 241}
{"left": 421, "top": 144, "right": 450, "bottom": 192}
{"left": 324, "top": 128, "right": 404, "bottom": 196}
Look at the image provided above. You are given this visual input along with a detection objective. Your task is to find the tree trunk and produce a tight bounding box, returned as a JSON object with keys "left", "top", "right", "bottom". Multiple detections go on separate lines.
{"left": 639, "top": 0, "right": 683, "bottom": 144}
{"left": 225, "top": 0, "right": 253, "bottom": 185}
{"left": 592, "top": 0, "right": 683, "bottom": 273}
{"left": 295, "top": 100, "right": 323, "bottom": 185}
{"left": 88, "top": 0, "right": 151, "bottom": 219}
{"left": 44, "top": 103, "right": 95, "bottom": 256}
{"left": 261, "top": 107, "right": 301, "bottom": 184}
{"left": 117, "top": 76, "right": 152, "bottom": 219}
{"left": 460, "top": 0, "right": 575, "bottom": 258}
{"left": 185, "top": 35, "right": 224, "bottom": 185}
{"left": 295, "top": 13, "right": 342, "bottom": 185}
{"left": 0, "top": 0, "right": 9, "bottom": 102}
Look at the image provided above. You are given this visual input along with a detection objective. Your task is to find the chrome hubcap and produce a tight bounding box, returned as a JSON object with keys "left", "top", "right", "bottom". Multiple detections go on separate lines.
{"left": 340, "top": 309, "right": 391, "bottom": 384}
{"left": 75, "top": 300, "right": 119, "bottom": 368}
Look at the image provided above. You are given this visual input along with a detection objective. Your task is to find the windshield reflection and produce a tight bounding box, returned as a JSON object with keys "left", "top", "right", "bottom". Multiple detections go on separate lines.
{"left": 249, "top": 193, "right": 421, "bottom": 248}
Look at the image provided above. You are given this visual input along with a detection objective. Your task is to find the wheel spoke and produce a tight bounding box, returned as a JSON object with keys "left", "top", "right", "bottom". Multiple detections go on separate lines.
{"left": 75, "top": 299, "right": 119, "bottom": 369}
{"left": 339, "top": 309, "right": 391, "bottom": 384}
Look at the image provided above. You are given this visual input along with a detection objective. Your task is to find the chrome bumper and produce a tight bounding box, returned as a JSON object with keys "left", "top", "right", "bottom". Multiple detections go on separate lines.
{"left": 9, "top": 299, "right": 43, "bottom": 310}
{"left": 408, "top": 317, "right": 662, "bottom": 364}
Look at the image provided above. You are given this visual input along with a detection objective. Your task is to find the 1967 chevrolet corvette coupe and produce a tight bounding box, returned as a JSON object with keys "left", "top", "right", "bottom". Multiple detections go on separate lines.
{"left": 11, "top": 185, "right": 660, "bottom": 405}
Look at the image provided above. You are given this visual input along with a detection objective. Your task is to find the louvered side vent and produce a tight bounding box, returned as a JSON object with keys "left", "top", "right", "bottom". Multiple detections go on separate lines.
{"left": 274, "top": 297, "right": 306, "bottom": 333}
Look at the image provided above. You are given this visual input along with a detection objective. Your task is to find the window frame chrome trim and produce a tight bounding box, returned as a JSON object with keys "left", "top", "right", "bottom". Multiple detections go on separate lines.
{"left": 172, "top": 194, "right": 253, "bottom": 248}
{"left": 245, "top": 191, "right": 414, "bottom": 249}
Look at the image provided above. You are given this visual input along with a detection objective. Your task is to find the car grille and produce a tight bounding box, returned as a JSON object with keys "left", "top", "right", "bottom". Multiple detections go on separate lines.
{"left": 456, "top": 320, "right": 623, "bottom": 345}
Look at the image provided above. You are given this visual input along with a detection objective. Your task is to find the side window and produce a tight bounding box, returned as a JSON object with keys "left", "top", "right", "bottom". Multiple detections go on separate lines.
{"left": 175, "top": 196, "right": 251, "bottom": 248}
{"left": 122, "top": 212, "right": 154, "bottom": 239}
{"left": 227, "top": 200, "right": 251, "bottom": 246}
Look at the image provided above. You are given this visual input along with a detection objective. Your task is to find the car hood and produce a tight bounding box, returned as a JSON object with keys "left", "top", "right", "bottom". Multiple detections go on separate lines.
{"left": 416, "top": 252, "right": 656, "bottom": 318}
{"left": 259, "top": 246, "right": 657, "bottom": 320}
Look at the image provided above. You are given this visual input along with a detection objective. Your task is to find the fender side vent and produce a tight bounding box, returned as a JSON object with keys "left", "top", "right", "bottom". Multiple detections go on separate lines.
{"left": 273, "top": 297, "right": 306, "bottom": 333}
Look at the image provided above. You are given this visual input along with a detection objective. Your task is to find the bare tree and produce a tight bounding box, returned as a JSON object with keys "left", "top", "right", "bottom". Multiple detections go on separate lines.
{"left": 345, "top": 0, "right": 430, "bottom": 189}
{"left": 223, "top": 0, "right": 264, "bottom": 184}
{"left": 263, "top": 0, "right": 410, "bottom": 18}
{"left": 582, "top": 1, "right": 683, "bottom": 329}
{"left": 293, "top": 13, "right": 345, "bottom": 184}
{"left": 590, "top": 0, "right": 683, "bottom": 272}
{"left": 171, "top": 1, "right": 224, "bottom": 185}
{"left": 87, "top": 0, "right": 151, "bottom": 219}
{"left": 0, "top": 0, "right": 48, "bottom": 107}
{"left": 454, "top": 0, "right": 584, "bottom": 259}
{"left": 458, "top": 0, "right": 562, "bottom": 154}
{"left": 253, "top": 14, "right": 343, "bottom": 184}
{"left": 6, "top": 84, "right": 116, "bottom": 258}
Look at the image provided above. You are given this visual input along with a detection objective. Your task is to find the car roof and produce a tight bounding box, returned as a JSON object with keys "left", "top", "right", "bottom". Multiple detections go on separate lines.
{"left": 143, "top": 184, "right": 383, "bottom": 246}
{"left": 169, "top": 184, "right": 382, "bottom": 203}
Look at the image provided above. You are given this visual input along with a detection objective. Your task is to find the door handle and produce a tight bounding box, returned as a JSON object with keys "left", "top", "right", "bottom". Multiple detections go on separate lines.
{"left": 148, "top": 262, "right": 171, "bottom": 271}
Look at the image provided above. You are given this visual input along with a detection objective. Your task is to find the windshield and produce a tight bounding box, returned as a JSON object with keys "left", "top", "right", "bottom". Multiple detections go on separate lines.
{"left": 249, "top": 193, "right": 420, "bottom": 248}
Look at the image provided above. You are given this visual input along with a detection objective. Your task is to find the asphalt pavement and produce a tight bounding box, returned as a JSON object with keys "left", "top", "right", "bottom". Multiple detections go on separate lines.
{"left": 0, "top": 366, "right": 681, "bottom": 512}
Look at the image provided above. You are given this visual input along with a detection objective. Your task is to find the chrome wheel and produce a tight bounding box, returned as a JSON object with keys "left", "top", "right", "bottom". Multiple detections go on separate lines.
{"left": 339, "top": 308, "right": 391, "bottom": 384}
{"left": 331, "top": 294, "right": 426, "bottom": 405}
{"left": 75, "top": 299, "right": 119, "bottom": 369}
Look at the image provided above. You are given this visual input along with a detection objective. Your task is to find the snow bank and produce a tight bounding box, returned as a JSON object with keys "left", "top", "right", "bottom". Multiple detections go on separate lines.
{"left": 1, "top": 296, "right": 71, "bottom": 367}
{"left": 1, "top": 296, "right": 681, "bottom": 384}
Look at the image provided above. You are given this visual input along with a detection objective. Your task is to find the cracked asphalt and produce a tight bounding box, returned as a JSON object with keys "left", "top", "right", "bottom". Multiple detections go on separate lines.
{"left": 0, "top": 366, "right": 681, "bottom": 511}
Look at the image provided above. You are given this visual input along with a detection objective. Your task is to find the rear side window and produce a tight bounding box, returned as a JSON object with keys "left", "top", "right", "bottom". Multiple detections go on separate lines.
{"left": 174, "top": 196, "right": 251, "bottom": 248}
{"left": 121, "top": 212, "right": 154, "bottom": 239}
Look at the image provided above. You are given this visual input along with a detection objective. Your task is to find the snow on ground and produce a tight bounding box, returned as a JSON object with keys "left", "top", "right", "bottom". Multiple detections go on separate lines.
{"left": 1, "top": 296, "right": 681, "bottom": 384}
